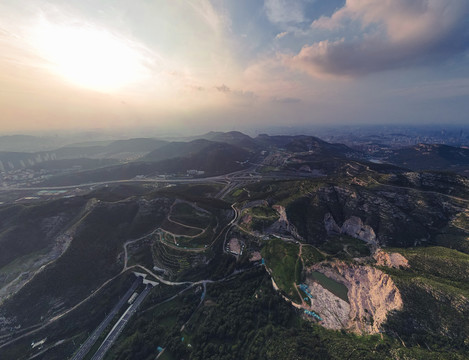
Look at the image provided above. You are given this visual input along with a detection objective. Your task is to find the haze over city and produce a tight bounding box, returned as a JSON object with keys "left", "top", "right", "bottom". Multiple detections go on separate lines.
{"left": 1, "top": 0, "right": 468, "bottom": 134}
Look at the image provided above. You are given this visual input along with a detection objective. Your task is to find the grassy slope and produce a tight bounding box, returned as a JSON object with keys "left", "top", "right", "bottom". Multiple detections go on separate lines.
{"left": 381, "top": 247, "right": 469, "bottom": 352}
{"left": 261, "top": 239, "right": 301, "bottom": 302}
{"left": 170, "top": 203, "right": 212, "bottom": 228}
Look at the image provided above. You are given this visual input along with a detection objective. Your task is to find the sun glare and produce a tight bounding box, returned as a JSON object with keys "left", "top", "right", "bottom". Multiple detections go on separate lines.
{"left": 32, "top": 19, "right": 150, "bottom": 92}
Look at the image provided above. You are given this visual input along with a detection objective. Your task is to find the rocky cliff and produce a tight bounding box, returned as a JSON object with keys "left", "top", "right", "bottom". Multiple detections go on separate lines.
{"left": 374, "top": 249, "right": 409, "bottom": 269}
{"left": 324, "top": 213, "right": 377, "bottom": 245}
{"left": 268, "top": 205, "right": 303, "bottom": 240}
{"left": 305, "top": 261, "right": 403, "bottom": 334}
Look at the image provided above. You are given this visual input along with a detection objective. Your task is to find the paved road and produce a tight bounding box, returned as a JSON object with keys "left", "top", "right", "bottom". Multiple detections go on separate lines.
{"left": 0, "top": 166, "right": 268, "bottom": 193}
{"left": 70, "top": 278, "right": 142, "bottom": 360}
{"left": 90, "top": 285, "right": 152, "bottom": 360}
{"left": 222, "top": 203, "right": 241, "bottom": 255}
{"left": 0, "top": 175, "right": 230, "bottom": 192}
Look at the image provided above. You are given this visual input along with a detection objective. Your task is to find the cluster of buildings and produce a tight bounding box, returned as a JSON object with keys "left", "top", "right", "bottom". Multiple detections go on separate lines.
{"left": 0, "top": 168, "right": 52, "bottom": 188}
{"left": 186, "top": 169, "right": 205, "bottom": 176}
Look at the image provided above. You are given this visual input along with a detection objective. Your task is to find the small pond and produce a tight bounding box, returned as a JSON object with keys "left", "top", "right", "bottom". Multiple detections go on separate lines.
{"left": 310, "top": 271, "right": 349, "bottom": 303}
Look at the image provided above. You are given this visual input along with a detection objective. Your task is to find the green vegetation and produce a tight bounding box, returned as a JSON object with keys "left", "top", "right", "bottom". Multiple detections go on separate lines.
{"left": 152, "top": 240, "right": 209, "bottom": 279}
{"left": 0, "top": 197, "right": 87, "bottom": 269}
{"left": 154, "top": 195, "right": 231, "bottom": 249}
{"left": 234, "top": 180, "right": 321, "bottom": 205}
{"left": 259, "top": 165, "right": 278, "bottom": 173}
{"left": 250, "top": 206, "right": 277, "bottom": 219}
{"left": 240, "top": 205, "right": 278, "bottom": 233}
{"left": 0, "top": 195, "right": 170, "bottom": 328}
{"left": 0, "top": 249, "right": 48, "bottom": 281}
{"left": 1, "top": 132, "right": 468, "bottom": 360}
{"left": 388, "top": 246, "right": 469, "bottom": 295}
{"left": 237, "top": 176, "right": 467, "bottom": 251}
{"left": 435, "top": 226, "right": 469, "bottom": 254}
{"left": 301, "top": 245, "right": 325, "bottom": 267}
{"left": 231, "top": 188, "right": 245, "bottom": 198}
{"left": 127, "top": 243, "right": 154, "bottom": 269}
{"left": 0, "top": 273, "right": 136, "bottom": 360}
{"left": 157, "top": 184, "right": 226, "bottom": 203}
{"left": 161, "top": 216, "right": 219, "bottom": 249}
{"left": 152, "top": 238, "right": 236, "bottom": 282}
{"left": 452, "top": 211, "right": 469, "bottom": 230}
{"left": 386, "top": 144, "right": 469, "bottom": 176}
{"left": 261, "top": 239, "right": 301, "bottom": 303}
{"left": 170, "top": 202, "right": 212, "bottom": 228}
{"left": 160, "top": 220, "right": 204, "bottom": 237}
{"left": 319, "top": 235, "right": 371, "bottom": 259}
{"left": 105, "top": 287, "right": 201, "bottom": 360}
{"left": 381, "top": 247, "right": 469, "bottom": 351}
{"left": 102, "top": 269, "right": 467, "bottom": 360}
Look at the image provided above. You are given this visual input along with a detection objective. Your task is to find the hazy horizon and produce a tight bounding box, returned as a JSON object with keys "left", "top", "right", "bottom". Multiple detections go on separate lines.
{"left": 1, "top": 0, "right": 469, "bottom": 133}
{"left": 2, "top": 123, "right": 469, "bottom": 143}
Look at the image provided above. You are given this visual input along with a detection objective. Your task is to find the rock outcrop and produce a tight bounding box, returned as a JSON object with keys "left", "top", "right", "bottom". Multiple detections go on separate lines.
{"left": 268, "top": 205, "right": 303, "bottom": 240}
{"left": 341, "top": 217, "right": 377, "bottom": 245}
{"left": 324, "top": 213, "right": 377, "bottom": 245}
{"left": 306, "top": 261, "right": 403, "bottom": 334}
{"left": 374, "top": 249, "right": 410, "bottom": 269}
{"left": 324, "top": 213, "right": 341, "bottom": 234}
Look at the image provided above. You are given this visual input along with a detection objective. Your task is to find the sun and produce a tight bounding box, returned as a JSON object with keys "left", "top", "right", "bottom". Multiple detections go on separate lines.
{"left": 31, "top": 19, "right": 150, "bottom": 92}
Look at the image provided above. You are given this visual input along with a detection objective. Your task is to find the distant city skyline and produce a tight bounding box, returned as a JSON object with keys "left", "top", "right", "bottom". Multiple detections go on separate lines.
{"left": 1, "top": 0, "right": 468, "bottom": 133}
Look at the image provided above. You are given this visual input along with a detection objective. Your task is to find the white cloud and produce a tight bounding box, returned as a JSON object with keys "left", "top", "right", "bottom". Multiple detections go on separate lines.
{"left": 264, "top": 0, "right": 305, "bottom": 25}
{"left": 290, "top": 0, "right": 469, "bottom": 77}
{"left": 275, "top": 31, "right": 288, "bottom": 39}
{"left": 187, "top": 0, "right": 228, "bottom": 35}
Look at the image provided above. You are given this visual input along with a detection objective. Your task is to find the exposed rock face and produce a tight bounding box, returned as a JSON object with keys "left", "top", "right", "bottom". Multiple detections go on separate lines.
{"left": 228, "top": 238, "right": 242, "bottom": 255}
{"left": 341, "top": 217, "right": 377, "bottom": 245}
{"left": 249, "top": 251, "right": 261, "bottom": 262}
{"left": 303, "top": 279, "right": 350, "bottom": 330}
{"left": 268, "top": 205, "right": 303, "bottom": 240}
{"left": 324, "top": 213, "right": 377, "bottom": 245}
{"left": 374, "top": 250, "right": 410, "bottom": 269}
{"left": 324, "top": 213, "right": 341, "bottom": 234}
{"left": 306, "top": 261, "right": 403, "bottom": 334}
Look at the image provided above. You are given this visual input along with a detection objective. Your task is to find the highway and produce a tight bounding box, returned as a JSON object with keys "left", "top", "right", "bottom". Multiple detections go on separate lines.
{"left": 0, "top": 174, "right": 230, "bottom": 192}
{"left": 70, "top": 278, "right": 141, "bottom": 360}
{"left": 90, "top": 284, "right": 152, "bottom": 360}
{"left": 223, "top": 203, "right": 241, "bottom": 255}
{"left": 0, "top": 166, "right": 267, "bottom": 193}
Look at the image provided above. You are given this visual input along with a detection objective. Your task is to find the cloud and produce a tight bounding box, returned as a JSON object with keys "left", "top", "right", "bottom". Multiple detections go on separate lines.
{"left": 288, "top": 0, "right": 469, "bottom": 77}
{"left": 264, "top": 0, "right": 305, "bottom": 25}
{"left": 187, "top": 0, "right": 228, "bottom": 34}
{"left": 215, "top": 84, "right": 256, "bottom": 101}
{"left": 275, "top": 31, "right": 288, "bottom": 39}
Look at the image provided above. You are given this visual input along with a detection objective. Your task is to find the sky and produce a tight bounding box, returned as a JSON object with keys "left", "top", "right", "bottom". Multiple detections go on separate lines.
{"left": 0, "top": 0, "right": 468, "bottom": 134}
